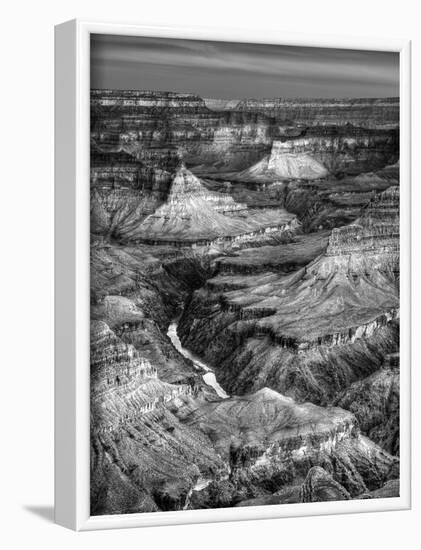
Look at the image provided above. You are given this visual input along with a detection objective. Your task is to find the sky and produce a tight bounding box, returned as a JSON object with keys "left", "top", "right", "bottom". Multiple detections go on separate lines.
{"left": 90, "top": 34, "right": 399, "bottom": 99}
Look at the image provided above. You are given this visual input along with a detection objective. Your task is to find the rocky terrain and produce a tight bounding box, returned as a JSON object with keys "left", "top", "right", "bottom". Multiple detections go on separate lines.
{"left": 126, "top": 165, "right": 297, "bottom": 246}
{"left": 334, "top": 352, "right": 400, "bottom": 455}
{"left": 233, "top": 97, "right": 399, "bottom": 129}
{"left": 90, "top": 89, "right": 400, "bottom": 516}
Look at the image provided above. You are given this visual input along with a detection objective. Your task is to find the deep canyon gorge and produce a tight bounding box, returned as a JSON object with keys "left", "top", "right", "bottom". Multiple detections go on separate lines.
{"left": 89, "top": 90, "right": 400, "bottom": 515}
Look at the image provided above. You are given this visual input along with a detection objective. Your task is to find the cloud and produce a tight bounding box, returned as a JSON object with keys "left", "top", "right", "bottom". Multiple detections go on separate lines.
{"left": 91, "top": 34, "right": 399, "bottom": 98}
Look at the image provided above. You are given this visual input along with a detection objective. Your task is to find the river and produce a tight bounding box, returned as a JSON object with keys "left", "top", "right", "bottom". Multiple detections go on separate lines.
{"left": 167, "top": 320, "right": 229, "bottom": 399}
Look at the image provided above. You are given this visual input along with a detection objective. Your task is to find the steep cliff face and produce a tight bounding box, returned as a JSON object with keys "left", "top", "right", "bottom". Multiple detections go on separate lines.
{"left": 178, "top": 187, "right": 400, "bottom": 403}
{"left": 215, "top": 231, "right": 331, "bottom": 276}
{"left": 235, "top": 97, "right": 399, "bottom": 129}
{"left": 280, "top": 162, "right": 399, "bottom": 231}
{"left": 276, "top": 128, "right": 398, "bottom": 175}
{"left": 334, "top": 353, "right": 400, "bottom": 455}
{"left": 91, "top": 89, "right": 279, "bottom": 173}
{"left": 90, "top": 316, "right": 230, "bottom": 514}
{"left": 90, "top": 145, "right": 182, "bottom": 239}
{"left": 91, "top": 147, "right": 181, "bottom": 204}
{"left": 91, "top": 91, "right": 399, "bottom": 183}
{"left": 90, "top": 320, "right": 192, "bottom": 425}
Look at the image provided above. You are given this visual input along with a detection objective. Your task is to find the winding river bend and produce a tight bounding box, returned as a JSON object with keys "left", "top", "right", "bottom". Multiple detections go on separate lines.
{"left": 167, "top": 320, "right": 229, "bottom": 399}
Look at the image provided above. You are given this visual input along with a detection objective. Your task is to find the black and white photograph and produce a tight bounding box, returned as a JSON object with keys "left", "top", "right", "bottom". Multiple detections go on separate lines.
{"left": 89, "top": 34, "right": 401, "bottom": 516}
{"left": 1, "top": 0, "right": 419, "bottom": 546}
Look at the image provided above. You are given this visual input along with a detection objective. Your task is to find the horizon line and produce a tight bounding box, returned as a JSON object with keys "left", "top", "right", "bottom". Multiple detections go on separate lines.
{"left": 90, "top": 88, "right": 400, "bottom": 101}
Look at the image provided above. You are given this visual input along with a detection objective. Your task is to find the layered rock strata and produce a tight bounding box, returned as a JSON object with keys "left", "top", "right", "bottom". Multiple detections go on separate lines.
{"left": 215, "top": 231, "right": 331, "bottom": 276}
{"left": 282, "top": 162, "right": 399, "bottom": 231}
{"left": 178, "top": 187, "right": 400, "bottom": 403}
{"left": 89, "top": 234, "right": 400, "bottom": 514}
{"left": 90, "top": 90, "right": 399, "bottom": 245}
{"left": 229, "top": 128, "right": 398, "bottom": 182}
{"left": 90, "top": 89, "right": 401, "bottom": 516}
{"left": 179, "top": 389, "right": 398, "bottom": 509}
{"left": 91, "top": 91, "right": 399, "bottom": 184}
{"left": 128, "top": 166, "right": 298, "bottom": 246}
{"left": 235, "top": 466, "right": 399, "bottom": 507}
{"left": 235, "top": 466, "right": 351, "bottom": 506}
{"left": 234, "top": 98, "right": 399, "bottom": 129}
{"left": 91, "top": 89, "right": 279, "bottom": 172}
{"left": 90, "top": 242, "right": 227, "bottom": 514}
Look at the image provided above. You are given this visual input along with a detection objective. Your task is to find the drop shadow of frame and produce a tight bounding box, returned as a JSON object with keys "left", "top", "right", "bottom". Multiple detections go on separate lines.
{"left": 24, "top": 505, "right": 54, "bottom": 524}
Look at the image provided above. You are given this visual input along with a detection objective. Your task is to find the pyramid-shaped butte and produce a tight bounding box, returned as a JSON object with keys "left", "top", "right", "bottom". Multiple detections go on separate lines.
{"left": 167, "top": 166, "right": 245, "bottom": 214}
{"left": 130, "top": 166, "right": 296, "bottom": 245}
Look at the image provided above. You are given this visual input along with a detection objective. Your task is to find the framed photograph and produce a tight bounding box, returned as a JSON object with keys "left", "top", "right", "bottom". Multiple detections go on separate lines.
{"left": 54, "top": 19, "right": 411, "bottom": 530}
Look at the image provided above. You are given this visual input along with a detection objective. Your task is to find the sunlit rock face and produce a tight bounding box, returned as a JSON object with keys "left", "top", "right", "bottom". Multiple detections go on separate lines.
{"left": 90, "top": 320, "right": 194, "bottom": 429}
{"left": 272, "top": 129, "right": 398, "bottom": 175}
{"left": 233, "top": 141, "right": 328, "bottom": 182}
{"left": 125, "top": 165, "right": 298, "bottom": 246}
{"left": 232, "top": 128, "right": 398, "bottom": 183}
{"left": 267, "top": 142, "right": 328, "bottom": 179}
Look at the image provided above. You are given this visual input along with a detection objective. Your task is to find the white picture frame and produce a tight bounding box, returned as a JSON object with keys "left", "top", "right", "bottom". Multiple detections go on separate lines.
{"left": 54, "top": 18, "right": 412, "bottom": 531}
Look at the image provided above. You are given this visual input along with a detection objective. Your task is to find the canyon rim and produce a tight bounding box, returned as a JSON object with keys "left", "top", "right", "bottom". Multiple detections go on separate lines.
{"left": 89, "top": 34, "right": 401, "bottom": 516}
